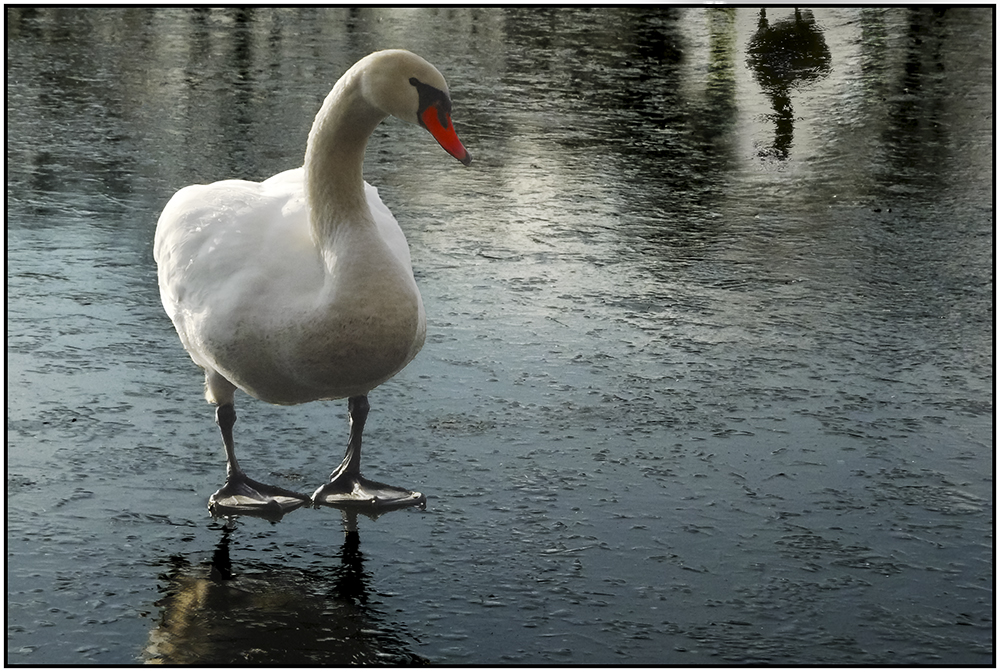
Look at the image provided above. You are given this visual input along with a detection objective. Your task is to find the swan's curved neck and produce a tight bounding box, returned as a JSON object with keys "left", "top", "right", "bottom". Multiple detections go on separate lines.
{"left": 304, "top": 70, "right": 387, "bottom": 246}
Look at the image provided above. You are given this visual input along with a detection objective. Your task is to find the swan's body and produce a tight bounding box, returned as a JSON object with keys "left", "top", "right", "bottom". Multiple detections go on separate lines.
{"left": 156, "top": 170, "right": 423, "bottom": 405}
{"left": 154, "top": 50, "right": 471, "bottom": 518}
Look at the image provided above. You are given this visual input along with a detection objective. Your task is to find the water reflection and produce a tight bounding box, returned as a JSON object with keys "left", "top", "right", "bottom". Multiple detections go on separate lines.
{"left": 494, "top": 7, "right": 742, "bottom": 251}
{"left": 746, "top": 8, "right": 831, "bottom": 159}
{"left": 144, "top": 525, "right": 424, "bottom": 664}
{"left": 878, "top": 8, "right": 954, "bottom": 191}
{"left": 5, "top": 6, "right": 993, "bottom": 666}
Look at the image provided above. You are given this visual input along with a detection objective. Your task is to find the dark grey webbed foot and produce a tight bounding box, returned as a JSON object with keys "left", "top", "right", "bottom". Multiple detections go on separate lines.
{"left": 209, "top": 471, "right": 310, "bottom": 521}
{"left": 311, "top": 395, "right": 426, "bottom": 513}
{"left": 208, "top": 402, "right": 310, "bottom": 521}
{"left": 312, "top": 475, "right": 426, "bottom": 511}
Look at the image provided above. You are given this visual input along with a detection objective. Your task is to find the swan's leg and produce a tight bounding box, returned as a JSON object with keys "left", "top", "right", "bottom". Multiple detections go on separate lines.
{"left": 328, "top": 395, "right": 368, "bottom": 484}
{"left": 217, "top": 403, "right": 243, "bottom": 478}
{"left": 207, "top": 402, "right": 310, "bottom": 520}
{"left": 312, "top": 395, "right": 426, "bottom": 511}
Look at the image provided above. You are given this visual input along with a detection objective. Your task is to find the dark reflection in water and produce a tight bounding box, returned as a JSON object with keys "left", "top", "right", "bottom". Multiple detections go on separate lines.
{"left": 496, "top": 7, "right": 743, "bottom": 249}
{"left": 145, "top": 525, "right": 425, "bottom": 664}
{"left": 746, "top": 8, "right": 831, "bottom": 159}
{"left": 879, "top": 8, "right": 955, "bottom": 192}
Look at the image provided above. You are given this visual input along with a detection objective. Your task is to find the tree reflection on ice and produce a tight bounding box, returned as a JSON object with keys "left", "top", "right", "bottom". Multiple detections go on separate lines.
{"left": 746, "top": 8, "right": 832, "bottom": 159}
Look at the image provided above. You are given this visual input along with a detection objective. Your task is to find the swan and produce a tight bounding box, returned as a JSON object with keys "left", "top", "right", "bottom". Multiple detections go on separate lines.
{"left": 154, "top": 49, "right": 471, "bottom": 519}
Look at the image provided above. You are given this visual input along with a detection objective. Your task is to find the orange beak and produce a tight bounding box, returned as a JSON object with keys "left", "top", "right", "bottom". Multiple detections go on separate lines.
{"left": 421, "top": 104, "right": 472, "bottom": 166}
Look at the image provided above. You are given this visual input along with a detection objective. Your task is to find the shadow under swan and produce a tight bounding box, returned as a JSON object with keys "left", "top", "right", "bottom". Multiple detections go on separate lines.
{"left": 143, "top": 525, "right": 426, "bottom": 664}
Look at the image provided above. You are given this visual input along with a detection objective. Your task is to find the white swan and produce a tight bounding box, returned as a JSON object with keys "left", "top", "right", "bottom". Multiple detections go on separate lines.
{"left": 154, "top": 50, "right": 471, "bottom": 519}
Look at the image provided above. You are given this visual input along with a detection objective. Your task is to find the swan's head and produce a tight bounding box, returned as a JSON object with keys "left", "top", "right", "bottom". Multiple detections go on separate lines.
{"left": 359, "top": 49, "right": 472, "bottom": 166}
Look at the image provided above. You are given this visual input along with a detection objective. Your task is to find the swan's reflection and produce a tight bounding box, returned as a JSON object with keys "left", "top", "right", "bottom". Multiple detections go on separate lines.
{"left": 746, "top": 8, "right": 831, "bottom": 159}
{"left": 144, "top": 521, "right": 425, "bottom": 664}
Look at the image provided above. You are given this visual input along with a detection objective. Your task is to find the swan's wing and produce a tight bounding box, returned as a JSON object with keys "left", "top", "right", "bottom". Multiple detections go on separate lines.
{"left": 153, "top": 169, "right": 320, "bottom": 363}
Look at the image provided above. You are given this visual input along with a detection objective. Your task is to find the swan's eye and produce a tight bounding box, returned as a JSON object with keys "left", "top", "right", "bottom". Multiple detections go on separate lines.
{"left": 409, "top": 77, "right": 451, "bottom": 129}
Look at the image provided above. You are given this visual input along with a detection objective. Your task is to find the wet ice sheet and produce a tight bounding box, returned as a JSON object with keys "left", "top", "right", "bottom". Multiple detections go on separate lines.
{"left": 6, "top": 6, "right": 993, "bottom": 665}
